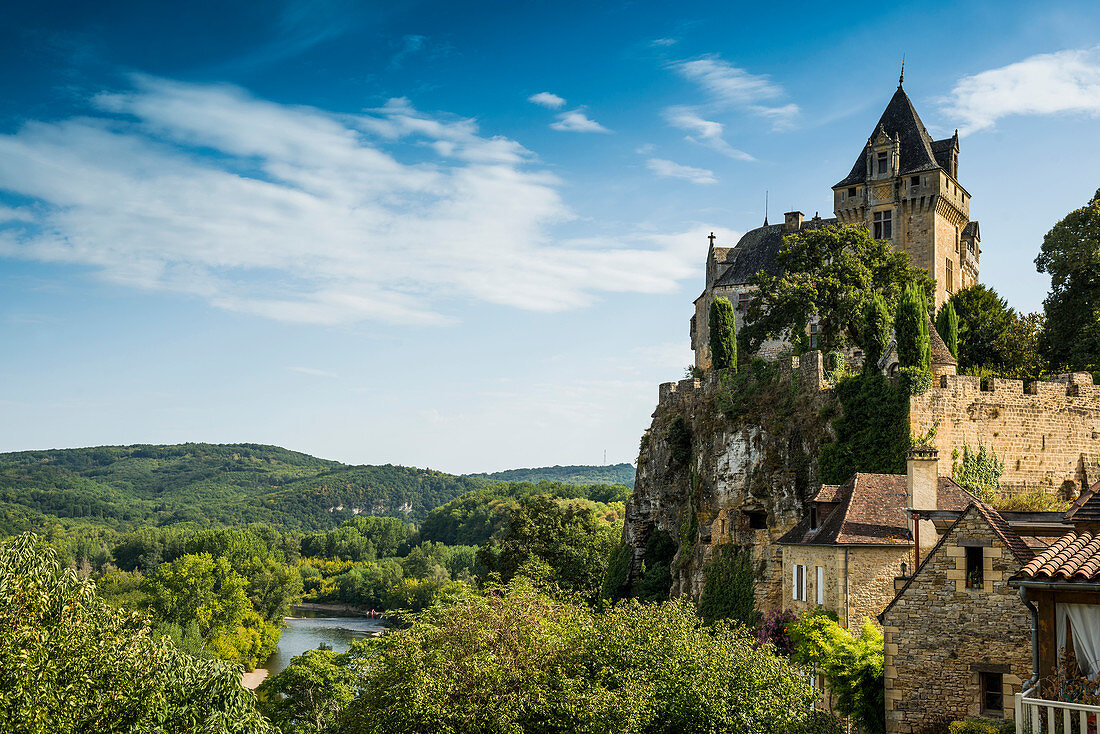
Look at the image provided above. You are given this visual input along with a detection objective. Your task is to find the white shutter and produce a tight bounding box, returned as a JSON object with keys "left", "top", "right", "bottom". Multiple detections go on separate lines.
{"left": 816, "top": 566, "right": 824, "bottom": 605}
{"left": 792, "top": 565, "right": 798, "bottom": 600}
{"left": 799, "top": 566, "right": 807, "bottom": 602}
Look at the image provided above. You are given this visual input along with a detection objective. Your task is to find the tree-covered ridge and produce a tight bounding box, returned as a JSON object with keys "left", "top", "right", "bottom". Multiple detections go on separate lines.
{"left": 467, "top": 462, "right": 635, "bottom": 487}
{"left": 0, "top": 443, "right": 485, "bottom": 534}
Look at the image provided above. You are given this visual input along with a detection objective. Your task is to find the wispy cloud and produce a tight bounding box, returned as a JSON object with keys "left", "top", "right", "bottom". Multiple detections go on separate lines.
{"left": 662, "top": 105, "right": 754, "bottom": 161}
{"left": 646, "top": 158, "right": 717, "bottom": 185}
{"left": 652, "top": 38, "right": 678, "bottom": 47}
{"left": 941, "top": 47, "right": 1100, "bottom": 135}
{"left": 550, "top": 109, "right": 610, "bottom": 133}
{"left": 389, "top": 34, "right": 427, "bottom": 69}
{"left": 0, "top": 75, "right": 697, "bottom": 325}
{"left": 672, "top": 54, "right": 799, "bottom": 129}
{"left": 528, "top": 91, "right": 566, "bottom": 109}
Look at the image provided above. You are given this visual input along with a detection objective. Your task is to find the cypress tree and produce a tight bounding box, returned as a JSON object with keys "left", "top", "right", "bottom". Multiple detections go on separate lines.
{"left": 895, "top": 282, "right": 930, "bottom": 371}
{"left": 936, "top": 302, "right": 959, "bottom": 359}
{"left": 862, "top": 293, "right": 890, "bottom": 372}
{"left": 709, "top": 297, "right": 737, "bottom": 371}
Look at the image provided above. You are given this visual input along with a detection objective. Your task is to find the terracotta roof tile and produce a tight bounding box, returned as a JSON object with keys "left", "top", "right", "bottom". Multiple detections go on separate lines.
{"left": 1016, "top": 530, "right": 1100, "bottom": 582}
{"left": 778, "top": 473, "right": 974, "bottom": 547}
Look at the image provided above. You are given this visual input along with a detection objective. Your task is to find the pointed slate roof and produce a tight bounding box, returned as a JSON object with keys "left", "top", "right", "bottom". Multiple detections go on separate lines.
{"left": 713, "top": 216, "right": 838, "bottom": 288}
{"left": 834, "top": 85, "right": 943, "bottom": 188}
{"left": 929, "top": 313, "right": 957, "bottom": 367}
{"left": 1065, "top": 480, "right": 1100, "bottom": 525}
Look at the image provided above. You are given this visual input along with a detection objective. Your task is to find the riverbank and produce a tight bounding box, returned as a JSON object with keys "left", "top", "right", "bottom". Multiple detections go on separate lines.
{"left": 241, "top": 668, "right": 268, "bottom": 690}
{"left": 290, "top": 601, "right": 380, "bottom": 617}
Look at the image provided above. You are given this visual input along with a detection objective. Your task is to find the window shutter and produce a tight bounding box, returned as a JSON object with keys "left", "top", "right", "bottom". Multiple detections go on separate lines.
{"left": 792, "top": 565, "right": 798, "bottom": 600}
{"left": 816, "top": 566, "right": 824, "bottom": 605}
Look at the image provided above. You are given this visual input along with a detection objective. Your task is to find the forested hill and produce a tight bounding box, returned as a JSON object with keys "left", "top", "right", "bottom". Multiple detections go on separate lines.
{"left": 0, "top": 443, "right": 484, "bottom": 534}
{"left": 467, "top": 463, "right": 635, "bottom": 488}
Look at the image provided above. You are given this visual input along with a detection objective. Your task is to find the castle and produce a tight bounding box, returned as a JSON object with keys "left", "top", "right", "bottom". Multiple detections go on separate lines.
{"left": 691, "top": 77, "right": 981, "bottom": 369}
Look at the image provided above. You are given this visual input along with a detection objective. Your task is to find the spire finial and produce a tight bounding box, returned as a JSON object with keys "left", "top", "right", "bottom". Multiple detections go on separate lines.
{"left": 763, "top": 190, "right": 769, "bottom": 226}
{"left": 899, "top": 56, "right": 905, "bottom": 87}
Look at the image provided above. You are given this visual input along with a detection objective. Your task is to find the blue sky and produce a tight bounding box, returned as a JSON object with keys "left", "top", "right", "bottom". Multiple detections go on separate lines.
{"left": 2, "top": 1, "right": 1100, "bottom": 473}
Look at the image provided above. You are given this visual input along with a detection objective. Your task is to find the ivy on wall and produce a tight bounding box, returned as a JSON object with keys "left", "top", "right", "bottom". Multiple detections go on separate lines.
{"left": 698, "top": 544, "right": 757, "bottom": 627}
{"left": 819, "top": 373, "right": 911, "bottom": 484}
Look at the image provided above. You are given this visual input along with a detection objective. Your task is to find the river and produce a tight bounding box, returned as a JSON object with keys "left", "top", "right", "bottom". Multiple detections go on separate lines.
{"left": 244, "top": 607, "right": 386, "bottom": 688}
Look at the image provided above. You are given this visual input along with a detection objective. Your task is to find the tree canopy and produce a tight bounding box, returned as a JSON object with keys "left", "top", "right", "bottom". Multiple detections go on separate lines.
{"left": 709, "top": 296, "right": 738, "bottom": 370}
{"left": 740, "top": 224, "right": 932, "bottom": 355}
{"left": 895, "top": 281, "right": 930, "bottom": 372}
{"left": 1036, "top": 188, "right": 1100, "bottom": 372}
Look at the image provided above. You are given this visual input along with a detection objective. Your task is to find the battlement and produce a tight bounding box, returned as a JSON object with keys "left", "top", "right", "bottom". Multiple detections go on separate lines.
{"left": 657, "top": 351, "right": 830, "bottom": 408}
{"left": 912, "top": 372, "right": 1100, "bottom": 494}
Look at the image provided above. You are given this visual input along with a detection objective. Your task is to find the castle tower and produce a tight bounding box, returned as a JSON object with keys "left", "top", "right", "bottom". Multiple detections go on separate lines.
{"left": 832, "top": 80, "right": 980, "bottom": 307}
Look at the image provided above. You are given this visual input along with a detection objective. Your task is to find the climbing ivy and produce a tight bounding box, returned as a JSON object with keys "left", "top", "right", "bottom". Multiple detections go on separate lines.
{"left": 819, "top": 373, "right": 911, "bottom": 483}
{"left": 697, "top": 544, "right": 757, "bottom": 628}
{"left": 952, "top": 443, "right": 1005, "bottom": 503}
{"left": 666, "top": 417, "right": 692, "bottom": 470}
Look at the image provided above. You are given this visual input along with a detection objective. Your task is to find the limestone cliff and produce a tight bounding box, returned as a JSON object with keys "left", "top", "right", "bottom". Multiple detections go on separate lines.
{"left": 624, "top": 352, "right": 838, "bottom": 610}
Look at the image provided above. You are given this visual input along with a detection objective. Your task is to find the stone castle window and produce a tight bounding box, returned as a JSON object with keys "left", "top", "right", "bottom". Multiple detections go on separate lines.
{"left": 965, "top": 546, "right": 983, "bottom": 589}
{"left": 848, "top": 187, "right": 857, "bottom": 197}
{"left": 980, "top": 672, "right": 1003, "bottom": 717}
{"left": 747, "top": 511, "right": 767, "bottom": 529}
{"left": 911, "top": 176, "right": 920, "bottom": 187}
{"left": 873, "top": 210, "right": 892, "bottom": 239}
{"left": 947, "top": 258, "right": 954, "bottom": 293}
{"left": 877, "top": 151, "right": 888, "bottom": 175}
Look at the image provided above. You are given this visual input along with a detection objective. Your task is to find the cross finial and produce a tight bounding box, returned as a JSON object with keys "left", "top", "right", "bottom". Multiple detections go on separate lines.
{"left": 899, "top": 56, "right": 905, "bottom": 87}
{"left": 708, "top": 232, "right": 716, "bottom": 246}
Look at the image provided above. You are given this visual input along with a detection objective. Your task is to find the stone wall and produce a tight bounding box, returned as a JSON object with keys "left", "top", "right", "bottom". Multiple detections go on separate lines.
{"left": 910, "top": 373, "right": 1100, "bottom": 496}
{"left": 882, "top": 506, "right": 1031, "bottom": 733}
{"left": 781, "top": 545, "right": 911, "bottom": 630}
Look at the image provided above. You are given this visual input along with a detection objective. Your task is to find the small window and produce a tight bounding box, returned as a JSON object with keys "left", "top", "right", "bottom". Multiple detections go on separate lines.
{"left": 980, "top": 672, "right": 1003, "bottom": 717}
{"left": 809, "top": 323, "right": 820, "bottom": 350}
{"left": 947, "top": 258, "right": 954, "bottom": 293}
{"left": 748, "top": 511, "right": 767, "bottom": 529}
{"left": 965, "top": 546, "right": 983, "bottom": 589}
{"left": 720, "top": 518, "right": 726, "bottom": 535}
{"left": 873, "top": 211, "right": 892, "bottom": 240}
{"left": 816, "top": 566, "right": 824, "bottom": 605}
{"left": 737, "top": 292, "right": 751, "bottom": 312}
{"left": 911, "top": 176, "right": 920, "bottom": 187}
{"left": 792, "top": 564, "right": 807, "bottom": 602}
{"left": 810, "top": 505, "right": 819, "bottom": 530}
{"left": 847, "top": 187, "right": 857, "bottom": 197}
{"left": 877, "top": 151, "right": 888, "bottom": 175}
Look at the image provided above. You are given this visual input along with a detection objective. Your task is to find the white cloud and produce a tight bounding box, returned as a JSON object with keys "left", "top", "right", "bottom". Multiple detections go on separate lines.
{"left": 289, "top": 366, "right": 339, "bottom": 378}
{"left": 941, "top": 47, "right": 1100, "bottom": 134}
{"left": 652, "top": 38, "right": 678, "bottom": 47}
{"left": 550, "top": 109, "right": 610, "bottom": 133}
{"left": 672, "top": 54, "right": 799, "bottom": 128}
{"left": 528, "top": 91, "right": 566, "bottom": 109}
{"left": 0, "top": 75, "right": 697, "bottom": 325}
{"left": 662, "top": 105, "right": 754, "bottom": 161}
{"left": 646, "top": 158, "right": 717, "bottom": 185}
{"left": 389, "top": 34, "right": 427, "bottom": 69}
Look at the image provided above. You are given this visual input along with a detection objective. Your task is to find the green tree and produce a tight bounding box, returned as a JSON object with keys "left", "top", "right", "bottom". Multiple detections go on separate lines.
{"left": 482, "top": 495, "right": 618, "bottom": 598}
{"left": 697, "top": 544, "right": 757, "bottom": 627}
{"left": 895, "top": 281, "right": 930, "bottom": 371}
{"left": 337, "top": 579, "right": 811, "bottom": 734}
{"left": 936, "top": 301, "right": 959, "bottom": 359}
{"left": 709, "top": 297, "right": 738, "bottom": 370}
{"left": 862, "top": 294, "right": 891, "bottom": 371}
{"left": 0, "top": 533, "right": 271, "bottom": 733}
{"left": 258, "top": 648, "right": 355, "bottom": 733}
{"left": 1036, "top": 189, "right": 1100, "bottom": 372}
{"left": 790, "top": 613, "right": 885, "bottom": 734}
{"left": 741, "top": 224, "right": 932, "bottom": 355}
{"left": 944, "top": 285, "right": 1016, "bottom": 370}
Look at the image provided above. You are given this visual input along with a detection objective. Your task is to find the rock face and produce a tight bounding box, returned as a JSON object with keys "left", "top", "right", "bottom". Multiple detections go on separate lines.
{"left": 624, "top": 352, "right": 838, "bottom": 610}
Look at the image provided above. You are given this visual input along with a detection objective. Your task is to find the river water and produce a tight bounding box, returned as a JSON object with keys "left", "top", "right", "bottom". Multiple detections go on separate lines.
{"left": 263, "top": 609, "right": 387, "bottom": 678}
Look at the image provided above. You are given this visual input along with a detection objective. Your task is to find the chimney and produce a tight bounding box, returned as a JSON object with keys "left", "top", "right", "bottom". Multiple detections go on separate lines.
{"left": 783, "top": 211, "right": 803, "bottom": 233}
{"left": 907, "top": 445, "right": 939, "bottom": 564}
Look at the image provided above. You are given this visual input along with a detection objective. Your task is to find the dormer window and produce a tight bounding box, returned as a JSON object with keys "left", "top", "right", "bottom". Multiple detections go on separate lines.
{"left": 877, "top": 151, "right": 888, "bottom": 175}
{"left": 911, "top": 176, "right": 920, "bottom": 187}
{"left": 848, "top": 187, "right": 857, "bottom": 197}
{"left": 810, "top": 505, "right": 819, "bottom": 529}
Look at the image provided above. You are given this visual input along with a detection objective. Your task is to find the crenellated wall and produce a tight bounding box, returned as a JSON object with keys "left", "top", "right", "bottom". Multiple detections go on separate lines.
{"left": 910, "top": 372, "right": 1100, "bottom": 496}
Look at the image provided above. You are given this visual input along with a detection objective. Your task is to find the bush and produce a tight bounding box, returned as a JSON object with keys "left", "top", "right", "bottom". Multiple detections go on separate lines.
{"left": 947, "top": 718, "right": 1015, "bottom": 734}
{"left": 819, "top": 373, "right": 910, "bottom": 483}
{"left": 952, "top": 443, "right": 1005, "bottom": 503}
{"left": 937, "top": 301, "right": 959, "bottom": 359}
{"left": 863, "top": 294, "right": 891, "bottom": 370}
{"left": 993, "top": 489, "right": 1070, "bottom": 512}
{"left": 786, "top": 710, "right": 845, "bottom": 734}
{"left": 899, "top": 366, "right": 933, "bottom": 395}
{"left": 667, "top": 417, "right": 692, "bottom": 470}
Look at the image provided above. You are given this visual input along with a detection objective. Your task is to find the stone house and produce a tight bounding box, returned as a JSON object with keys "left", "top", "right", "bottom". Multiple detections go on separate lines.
{"left": 777, "top": 447, "right": 972, "bottom": 630}
{"left": 692, "top": 76, "right": 981, "bottom": 369}
{"left": 880, "top": 501, "right": 1036, "bottom": 732}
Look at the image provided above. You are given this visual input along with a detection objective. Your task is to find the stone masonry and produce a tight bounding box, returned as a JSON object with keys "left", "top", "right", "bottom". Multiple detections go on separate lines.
{"left": 882, "top": 505, "right": 1032, "bottom": 733}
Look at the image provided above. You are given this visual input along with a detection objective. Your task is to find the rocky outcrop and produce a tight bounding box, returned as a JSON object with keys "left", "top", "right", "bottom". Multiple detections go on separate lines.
{"left": 624, "top": 352, "right": 838, "bottom": 610}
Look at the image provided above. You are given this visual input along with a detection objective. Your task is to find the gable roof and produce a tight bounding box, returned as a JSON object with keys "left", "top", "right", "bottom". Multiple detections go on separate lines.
{"left": 1015, "top": 530, "right": 1100, "bottom": 583}
{"left": 778, "top": 473, "right": 974, "bottom": 547}
{"left": 713, "top": 216, "right": 839, "bottom": 288}
{"left": 931, "top": 135, "right": 957, "bottom": 170}
{"left": 834, "top": 85, "right": 943, "bottom": 188}
{"left": 880, "top": 501, "right": 1034, "bottom": 619}
{"left": 1064, "top": 480, "right": 1100, "bottom": 525}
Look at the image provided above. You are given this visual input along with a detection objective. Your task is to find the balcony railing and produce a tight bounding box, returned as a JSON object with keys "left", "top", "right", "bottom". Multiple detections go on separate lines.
{"left": 1016, "top": 684, "right": 1100, "bottom": 733}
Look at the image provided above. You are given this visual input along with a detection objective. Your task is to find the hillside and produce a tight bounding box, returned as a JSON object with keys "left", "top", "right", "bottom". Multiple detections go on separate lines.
{"left": 467, "top": 463, "right": 635, "bottom": 488}
{"left": 0, "top": 443, "right": 484, "bottom": 534}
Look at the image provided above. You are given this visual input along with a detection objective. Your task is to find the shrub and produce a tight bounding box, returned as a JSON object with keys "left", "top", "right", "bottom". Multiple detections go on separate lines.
{"left": 947, "top": 718, "right": 1015, "bottom": 734}
{"left": 899, "top": 366, "right": 933, "bottom": 395}
{"left": 757, "top": 608, "right": 800, "bottom": 656}
{"left": 937, "top": 301, "right": 959, "bottom": 359}
{"left": 863, "top": 294, "right": 891, "bottom": 370}
{"left": 667, "top": 417, "right": 692, "bottom": 470}
{"left": 994, "top": 489, "right": 1070, "bottom": 512}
